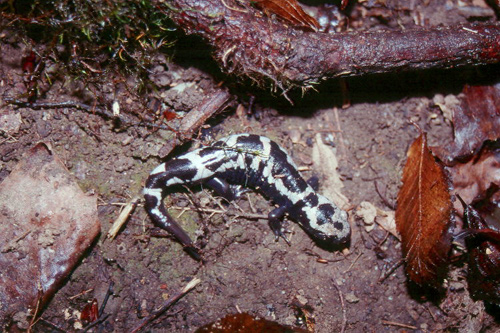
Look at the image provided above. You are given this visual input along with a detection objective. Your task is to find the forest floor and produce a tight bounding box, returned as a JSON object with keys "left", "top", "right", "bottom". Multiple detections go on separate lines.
{"left": 1, "top": 0, "right": 499, "bottom": 331}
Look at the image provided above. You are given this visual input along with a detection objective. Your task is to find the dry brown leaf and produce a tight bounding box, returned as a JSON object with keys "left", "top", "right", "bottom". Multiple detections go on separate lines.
{"left": 355, "top": 201, "right": 398, "bottom": 239}
{"left": 0, "top": 143, "right": 100, "bottom": 327}
{"left": 396, "top": 133, "right": 454, "bottom": 287}
{"left": 438, "top": 83, "right": 500, "bottom": 161}
{"left": 450, "top": 143, "right": 500, "bottom": 215}
{"left": 252, "top": 0, "right": 319, "bottom": 32}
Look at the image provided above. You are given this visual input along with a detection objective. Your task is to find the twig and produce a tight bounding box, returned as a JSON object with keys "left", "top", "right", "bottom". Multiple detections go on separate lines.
{"left": 374, "top": 181, "right": 396, "bottom": 210}
{"left": 343, "top": 252, "right": 363, "bottom": 274}
{"left": 381, "top": 320, "right": 417, "bottom": 330}
{"left": 169, "top": 205, "right": 268, "bottom": 220}
{"left": 246, "top": 193, "right": 257, "bottom": 214}
{"left": 82, "top": 314, "right": 110, "bottom": 333}
{"left": 14, "top": 230, "right": 31, "bottom": 243}
{"left": 331, "top": 279, "right": 347, "bottom": 333}
{"left": 99, "top": 281, "right": 115, "bottom": 317}
{"left": 333, "top": 107, "right": 346, "bottom": 159}
{"left": 378, "top": 258, "right": 405, "bottom": 283}
{"left": 426, "top": 304, "right": 438, "bottom": 322}
{"left": 68, "top": 288, "right": 94, "bottom": 300}
{"left": 3, "top": 98, "right": 175, "bottom": 131}
{"left": 27, "top": 291, "right": 43, "bottom": 333}
{"left": 130, "top": 277, "right": 201, "bottom": 333}
{"left": 303, "top": 248, "right": 345, "bottom": 263}
{"left": 107, "top": 196, "right": 141, "bottom": 240}
{"left": 36, "top": 318, "right": 66, "bottom": 332}
{"left": 27, "top": 280, "right": 48, "bottom": 333}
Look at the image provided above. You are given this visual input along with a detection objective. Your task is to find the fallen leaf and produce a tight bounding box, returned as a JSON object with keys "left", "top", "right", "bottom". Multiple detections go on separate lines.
{"left": 80, "top": 298, "right": 99, "bottom": 324}
{"left": 163, "top": 110, "right": 178, "bottom": 121}
{"left": 440, "top": 83, "right": 500, "bottom": 161}
{"left": 311, "top": 133, "right": 349, "bottom": 210}
{"left": 433, "top": 93, "right": 460, "bottom": 123}
{"left": 461, "top": 199, "right": 500, "bottom": 304}
{"left": 252, "top": 0, "right": 319, "bottom": 32}
{"left": 376, "top": 209, "right": 398, "bottom": 240}
{"left": 356, "top": 201, "right": 377, "bottom": 232}
{"left": 396, "top": 133, "right": 454, "bottom": 287}
{"left": 195, "top": 312, "right": 308, "bottom": 332}
{"left": 355, "top": 201, "right": 399, "bottom": 238}
{"left": 449, "top": 142, "right": 500, "bottom": 216}
{"left": 0, "top": 143, "right": 100, "bottom": 327}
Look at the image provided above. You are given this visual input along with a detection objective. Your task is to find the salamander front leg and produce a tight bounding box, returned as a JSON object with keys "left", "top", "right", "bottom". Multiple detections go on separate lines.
{"left": 268, "top": 205, "right": 291, "bottom": 245}
{"left": 205, "top": 177, "right": 249, "bottom": 202}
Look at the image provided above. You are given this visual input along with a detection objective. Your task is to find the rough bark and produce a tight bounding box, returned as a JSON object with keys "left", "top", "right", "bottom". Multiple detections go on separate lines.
{"left": 158, "top": 0, "right": 500, "bottom": 91}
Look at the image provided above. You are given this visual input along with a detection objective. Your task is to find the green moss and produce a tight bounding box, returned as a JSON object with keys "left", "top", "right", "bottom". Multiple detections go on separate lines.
{"left": 1, "top": 0, "right": 177, "bottom": 94}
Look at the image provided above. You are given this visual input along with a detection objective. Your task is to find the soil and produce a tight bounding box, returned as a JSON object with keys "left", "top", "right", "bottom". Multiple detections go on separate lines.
{"left": 1, "top": 0, "right": 499, "bottom": 331}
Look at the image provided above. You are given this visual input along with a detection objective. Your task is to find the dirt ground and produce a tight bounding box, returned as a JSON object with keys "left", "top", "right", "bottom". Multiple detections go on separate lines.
{"left": 1, "top": 0, "right": 500, "bottom": 331}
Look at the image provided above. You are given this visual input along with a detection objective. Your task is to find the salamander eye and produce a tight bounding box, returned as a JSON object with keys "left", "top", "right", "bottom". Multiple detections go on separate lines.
{"left": 316, "top": 204, "right": 336, "bottom": 225}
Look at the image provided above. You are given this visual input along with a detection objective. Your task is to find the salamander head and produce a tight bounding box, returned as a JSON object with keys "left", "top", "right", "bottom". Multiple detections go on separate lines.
{"left": 300, "top": 195, "right": 350, "bottom": 246}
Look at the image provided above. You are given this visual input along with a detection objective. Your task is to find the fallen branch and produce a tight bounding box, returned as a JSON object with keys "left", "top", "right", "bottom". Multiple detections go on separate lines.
{"left": 158, "top": 0, "right": 500, "bottom": 94}
{"left": 179, "top": 89, "right": 232, "bottom": 139}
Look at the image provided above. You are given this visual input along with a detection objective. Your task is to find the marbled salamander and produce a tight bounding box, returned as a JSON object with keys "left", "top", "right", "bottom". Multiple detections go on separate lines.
{"left": 144, "top": 134, "right": 350, "bottom": 260}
